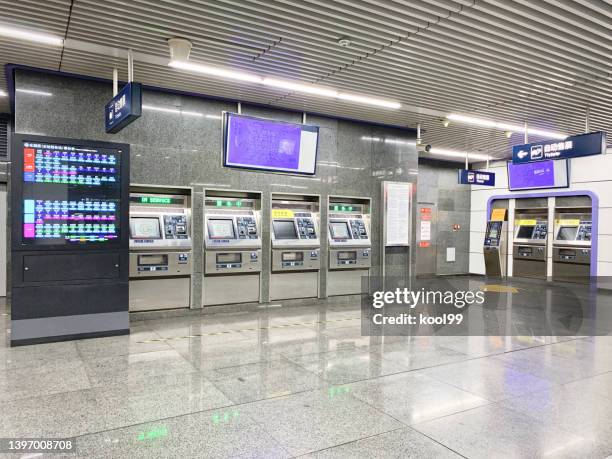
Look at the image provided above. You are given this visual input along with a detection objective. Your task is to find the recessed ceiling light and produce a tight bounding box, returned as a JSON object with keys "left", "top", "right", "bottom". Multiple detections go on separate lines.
{"left": 447, "top": 114, "right": 567, "bottom": 140}
{"left": 0, "top": 24, "right": 63, "bottom": 46}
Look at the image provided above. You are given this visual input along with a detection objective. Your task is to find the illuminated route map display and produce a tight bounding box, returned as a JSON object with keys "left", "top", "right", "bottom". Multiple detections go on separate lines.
{"left": 21, "top": 141, "right": 122, "bottom": 245}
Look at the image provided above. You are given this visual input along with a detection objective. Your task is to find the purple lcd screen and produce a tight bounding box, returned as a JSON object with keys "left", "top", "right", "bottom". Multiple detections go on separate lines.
{"left": 507, "top": 160, "right": 567, "bottom": 191}
{"left": 224, "top": 114, "right": 318, "bottom": 174}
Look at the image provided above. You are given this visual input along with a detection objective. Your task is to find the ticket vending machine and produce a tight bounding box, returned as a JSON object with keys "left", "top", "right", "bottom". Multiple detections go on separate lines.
{"left": 513, "top": 211, "right": 548, "bottom": 279}
{"left": 552, "top": 209, "right": 592, "bottom": 283}
{"left": 203, "top": 192, "right": 262, "bottom": 305}
{"left": 270, "top": 195, "right": 320, "bottom": 300}
{"left": 129, "top": 191, "right": 192, "bottom": 311}
{"left": 327, "top": 197, "right": 372, "bottom": 296}
{"left": 483, "top": 216, "right": 507, "bottom": 278}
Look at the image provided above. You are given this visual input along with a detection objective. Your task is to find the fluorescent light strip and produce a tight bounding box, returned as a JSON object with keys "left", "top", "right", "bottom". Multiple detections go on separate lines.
{"left": 0, "top": 90, "right": 7, "bottom": 97}
{"left": 16, "top": 88, "right": 53, "bottom": 96}
{"left": 142, "top": 104, "right": 203, "bottom": 117}
{"left": 429, "top": 147, "right": 490, "bottom": 162}
{"left": 169, "top": 60, "right": 263, "bottom": 84}
{"left": 169, "top": 60, "right": 401, "bottom": 110}
{"left": 205, "top": 114, "right": 222, "bottom": 120}
{"left": 447, "top": 114, "right": 567, "bottom": 140}
{"left": 0, "top": 24, "right": 64, "bottom": 46}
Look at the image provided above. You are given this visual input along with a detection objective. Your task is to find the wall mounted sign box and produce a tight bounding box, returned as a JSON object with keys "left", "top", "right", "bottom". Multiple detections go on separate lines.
{"left": 10, "top": 134, "right": 130, "bottom": 346}
{"left": 507, "top": 159, "right": 569, "bottom": 191}
{"left": 383, "top": 181, "right": 412, "bottom": 246}
{"left": 223, "top": 112, "right": 319, "bottom": 175}
{"left": 105, "top": 82, "right": 142, "bottom": 134}
{"left": 458, "top": 169, "right": 495, "bottom": 186}
{"left": 512, "top": 131, "right": 606, "bottom": 164}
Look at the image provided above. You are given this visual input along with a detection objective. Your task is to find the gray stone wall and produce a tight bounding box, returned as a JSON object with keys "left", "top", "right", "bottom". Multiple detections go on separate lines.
{"left": 13, "top": 69, "right": 418, "bottom": 306}
{"left": 417, "top": 159, "right": 471, "bottom": 275}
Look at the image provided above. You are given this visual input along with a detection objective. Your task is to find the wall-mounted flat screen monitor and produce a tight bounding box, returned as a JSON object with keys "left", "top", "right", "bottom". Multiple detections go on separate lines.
{"left": 224, "top": 113, "right": 319, "bottom": 175}
{"left": 273, "top": 220, "right": 298, "bottom": 239}
{"left": 130, "top": 217, "right": 161, "bottom": 239}
{"left": 507, "top": 159, "right": 569, "bottom": 191}
{"left": 558, "top": 226, "right": 578, "bottom": 241}
{"left": 516, "top": 226, "right": 535, "bottom": 239}
{"left": 208, "top": 219, "right": 235, "bottom": 239}
{"left": 20, "top": 140, "right": 123, "bottom": 246}
{"left": 330, "top": 221, "right": 351, "bottom": 239}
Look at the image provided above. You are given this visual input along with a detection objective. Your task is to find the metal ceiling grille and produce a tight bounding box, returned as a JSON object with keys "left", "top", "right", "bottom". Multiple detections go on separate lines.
{"left": 0, "top": 0, "right": 610, "bottom": 159}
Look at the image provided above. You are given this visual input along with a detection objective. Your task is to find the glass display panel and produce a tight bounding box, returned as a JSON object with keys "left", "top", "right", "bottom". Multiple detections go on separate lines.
{"left": 224, "top": 113, "right": 319, "bottom": 175}
{"left": 338, "top": 251, "right": 357, "bottom": 260}
{"left": 330, "top": 221, "right": 351, "bottom": 239}
{"left": 558, "top": 226, "right": 578, "bottom": 241}
{"left": 138, "top": 254, "right": 167, "bottom": 266}
{"left": 217, "top": 253, "right": 241, "bottom": 263}
{"left": 208, "top": 219, "right": 235, "bottom": 239}
{"left": 282, "top": 252, "right": 303, "bottom": 261}
{"left": 517, "top": 226, "right": 535, "bottom": 239}
{"left": 21, "top": 141, "right": 121, "bottom": 245}
{"left": 130, "top": 217, "right": 161, "bottom": 239}
{"left": 273, "top": 220, "right": 298, "bottom": 239}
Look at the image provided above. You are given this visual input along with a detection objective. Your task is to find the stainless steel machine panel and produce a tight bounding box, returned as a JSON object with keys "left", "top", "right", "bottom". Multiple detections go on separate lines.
{"left": 129, "top": 251, "right": 191, "bottom": 277}
{"left": 272, "top": 249, "right": 320, "bottom": 271}
{"left": 204, "top": 211, "right": 262, "bottom": 250}
{"left": 130, "top": 277, "right": 190, "bottom": 311}
{"left": 483, "top": 220, "right": 507, "bottom": 277}
{"left": 204, "top": 249, "right": 262, "bottom": 274}
{"left": 270, "top": 271, "right": 318, "bottom": 300}
{"left": 329, "top": 248, "right": 371, "bottom": 269}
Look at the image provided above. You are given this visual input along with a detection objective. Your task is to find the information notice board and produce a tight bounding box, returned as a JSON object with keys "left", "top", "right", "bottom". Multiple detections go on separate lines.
{"left": 383, "top": 181, "right": 412, "bottom": 246}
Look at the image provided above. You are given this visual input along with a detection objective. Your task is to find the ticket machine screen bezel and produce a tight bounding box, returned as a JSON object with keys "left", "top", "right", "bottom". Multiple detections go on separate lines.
{"left": 130, "top": 217, "right": 162, "bottom": 239}
{"left": 208, "top": 218, "right": 236, "bottom": 239}
{"left": 272, "top": 220, "right": 298, "bottom": 240}
{"left": 330, "top": 221, "right": 351, "bottom": 240}
{"left": 558, "top": 226, "right": 578, "bottom": 241}
{"left": 516, "top": 226, "right": 535, "bottom": 239}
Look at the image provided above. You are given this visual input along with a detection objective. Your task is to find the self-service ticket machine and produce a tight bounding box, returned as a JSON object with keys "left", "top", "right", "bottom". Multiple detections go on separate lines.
{"left": 513, "top": 210, "right": 548, "bottom": 279}
{"left": 327, "top": 197, "right": 371, "bottom": 296}
{"left": 483, "top": 209, "right": 508, "bottom": 277}
{"left": 129, "top": 191, "right": 192, "bottom": 311}
{"left": 203, "top": 192, "right": 262, "bottom": 305}
{"left": 552, "top": 208, "right": 592, "bottom": 283}
{"left": 270, "top": 194, "right": 320, "bottom": 300}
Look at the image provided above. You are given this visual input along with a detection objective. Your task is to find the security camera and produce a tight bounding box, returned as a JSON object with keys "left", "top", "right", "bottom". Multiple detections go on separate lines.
{"left": 416, "top": 143, "right": 431, "bottom": 153}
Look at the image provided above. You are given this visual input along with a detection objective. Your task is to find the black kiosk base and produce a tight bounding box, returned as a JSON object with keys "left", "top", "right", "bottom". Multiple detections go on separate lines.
{"left": 10, "top": 134, "right": 130, "bottom": 346}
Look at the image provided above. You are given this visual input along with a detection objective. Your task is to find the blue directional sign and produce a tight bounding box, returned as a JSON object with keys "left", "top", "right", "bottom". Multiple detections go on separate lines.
{"left": 512, "top": 131, "right": 606, "bottom": 164}
{"left": 105, "top": 82, "right": 142, "bottom": 134}
{"left": 458, "top": 169, "right": 495, "bottom": 186}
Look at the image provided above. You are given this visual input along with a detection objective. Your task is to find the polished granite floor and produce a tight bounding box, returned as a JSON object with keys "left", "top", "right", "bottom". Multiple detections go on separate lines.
{"left": 2, "top": 280, "right": 612, "bottom": 458}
